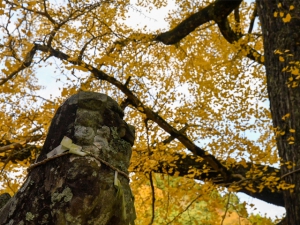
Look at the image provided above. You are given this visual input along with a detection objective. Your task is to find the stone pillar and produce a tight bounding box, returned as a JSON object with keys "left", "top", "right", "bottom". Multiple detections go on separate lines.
{"left": 0, "top": 91, "right": 136, "bottom": 225}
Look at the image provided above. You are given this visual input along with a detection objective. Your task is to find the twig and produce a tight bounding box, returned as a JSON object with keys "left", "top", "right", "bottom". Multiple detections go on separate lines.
{"left": 221, "top": 192, "right": 231, "bottom": 225}
{"left": 248, "top": 4, "right": 257, "bottom": 34}
{"left": 166, "top": 194, "right": 202, "bottom": 224}
{"left": 281, "top": 168, "right": 300, "bottom": 179}
{"left": 149, "top": 171, "right": 155, "bottom": 225}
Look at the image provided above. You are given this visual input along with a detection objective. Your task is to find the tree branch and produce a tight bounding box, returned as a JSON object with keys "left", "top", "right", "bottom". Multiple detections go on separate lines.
{"left": 155, "top": 0, "right": 264, "bottom": 64}
{"left": 132, "top": 153, "right": 284, "bottom": 207}
{"left": 217, "top": 19, "right": 264, "bottom": 64}
{"left": 0, "top": 44, "right": 37, "bottom": 86}
{"left": 155, "top": 0, "right": 242, "bottom": 45}
{"left": 0, "top": 135, "right": 42, "bottom": 153}
{"left": 248, "top": 3, "right": 257, "bottom": 34}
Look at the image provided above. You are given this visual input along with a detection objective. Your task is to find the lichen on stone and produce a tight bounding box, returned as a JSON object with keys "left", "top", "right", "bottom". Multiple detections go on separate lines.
{"left": 51, "top": 187, "right": 73, "bottom": 203}
{"left": 25, "top": 212, "right": 34, "bottom": 221}
{"left": 74, "top": 125, "right": 95, "bottom": 145}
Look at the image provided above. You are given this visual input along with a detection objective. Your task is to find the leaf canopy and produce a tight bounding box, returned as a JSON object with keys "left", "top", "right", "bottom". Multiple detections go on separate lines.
{"left": 0, "top": 0, "right": 286, "bottom": 223}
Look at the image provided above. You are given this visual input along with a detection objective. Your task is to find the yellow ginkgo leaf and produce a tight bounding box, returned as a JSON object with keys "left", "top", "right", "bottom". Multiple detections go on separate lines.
{"left": 282, "top": 13, "right": 292, "bottom": 23}
{"left": 279, "top": 56, "right": 285, "bottom": 62}
{"left": 282, "top": 113, "right": 290, "bottom": 120}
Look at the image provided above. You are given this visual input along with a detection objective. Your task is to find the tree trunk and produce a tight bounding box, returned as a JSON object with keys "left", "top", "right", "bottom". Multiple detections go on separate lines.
{"left": 257, "top": 0, "right": 300, "bottom": 224}
{"left": 0, "top": 92, "right": 136, "bottom": 225}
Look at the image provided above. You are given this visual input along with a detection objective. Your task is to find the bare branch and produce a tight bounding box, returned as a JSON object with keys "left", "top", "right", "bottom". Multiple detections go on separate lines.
{"left": 0, "top": 44, "right": 37, "bottom": 86}
{"left": 162, "top": 123, "right": 189, "bottom": 144}
{"left": 166, "top": 194, "right": 202, "bottom": 224}
{"left": 0, "top": 135, "right": 42, "bottom": 153}
{"left": 248, "top": 4, "right": 257, "bottom": 34}
{"left": 149, "top": 171, "right": 155, "bottom": 225}
{"left": 221, "top": 192, "right": 231, "bottom": 225}
{"left": 217, "top": 19, "right": 264, "bottom": 64}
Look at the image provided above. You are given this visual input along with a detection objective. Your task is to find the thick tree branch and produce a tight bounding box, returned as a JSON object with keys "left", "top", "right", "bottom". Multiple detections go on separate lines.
{"left": 134, "top": 153, "right": 284, "bottom": 207}
{"left": 155, "top": 0, "right": 264, "bottom": 65}
{"left": 155, "top": 0, "right": 242, "bottom": 44}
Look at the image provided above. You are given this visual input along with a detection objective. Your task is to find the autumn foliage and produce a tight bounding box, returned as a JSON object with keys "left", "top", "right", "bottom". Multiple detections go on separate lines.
{"left": 1, "top": 0, "right": 298, "bottom": 224}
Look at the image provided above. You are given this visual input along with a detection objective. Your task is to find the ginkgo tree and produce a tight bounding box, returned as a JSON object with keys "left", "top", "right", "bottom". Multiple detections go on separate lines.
{"left": 0, "top": 0, "right": 299, "bottom": 224}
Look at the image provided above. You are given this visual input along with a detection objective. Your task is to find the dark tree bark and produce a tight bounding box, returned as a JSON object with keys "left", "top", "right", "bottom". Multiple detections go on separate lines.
{"left": 0, "top": 92, "right": 136, "bottom": 225}
{"left": 256, "top": 0, "right": 300, "bottom": 224}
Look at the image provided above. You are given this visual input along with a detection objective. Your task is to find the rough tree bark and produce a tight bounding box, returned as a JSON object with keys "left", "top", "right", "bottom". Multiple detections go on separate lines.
{"left": 256, "top": 0, "right": 300, "bottom": 224}
{"left": 0, "top": 91, "right": 136, "bottom": 225}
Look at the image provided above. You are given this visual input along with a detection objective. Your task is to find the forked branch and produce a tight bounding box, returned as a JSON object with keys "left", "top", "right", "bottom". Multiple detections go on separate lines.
{"left": 155, "top": 0, "right": 264, "bottom": 64}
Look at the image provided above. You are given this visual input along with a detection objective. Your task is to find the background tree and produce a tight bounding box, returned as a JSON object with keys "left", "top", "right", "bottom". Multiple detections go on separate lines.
{"left": 0, "top": 0, "right": 298, "bottom": 224}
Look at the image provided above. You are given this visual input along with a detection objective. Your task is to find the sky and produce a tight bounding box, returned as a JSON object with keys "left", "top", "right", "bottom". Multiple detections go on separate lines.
{"left": 21, "top": 0, "right": 286, "bottom": 220}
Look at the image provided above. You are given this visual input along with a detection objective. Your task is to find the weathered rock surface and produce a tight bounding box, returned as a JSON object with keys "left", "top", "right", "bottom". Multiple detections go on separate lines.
{"left": 0, "top": 91, "right": 136, "bottom": 225}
